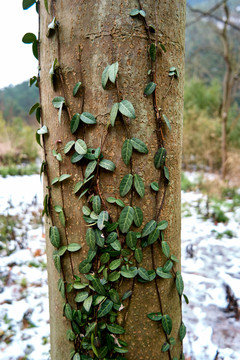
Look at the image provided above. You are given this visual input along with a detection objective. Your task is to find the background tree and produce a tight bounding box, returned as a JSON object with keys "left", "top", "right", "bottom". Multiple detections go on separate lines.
{"left": 38, "top": 1, "right": 186, "bottom": 359}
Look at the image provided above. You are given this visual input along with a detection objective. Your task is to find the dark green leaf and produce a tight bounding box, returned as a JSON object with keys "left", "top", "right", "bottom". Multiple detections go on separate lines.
{"left": 53, "top": 252, "right": 61, "bottom": 273}
{"left": 32, "top": 40, "right": 38, "bottom": 60}
{"left": 121, "top": 139, "right": 133, "bottom": 166}
{"left": 50, "top": 226, "right": 61, "bottom": 248}
{"left": 22, "top": 0, "right": 35, "bottom": 10}
{"left": 73, "top": 82, "right": 82, "bottom": 96}
{"left": 108, "top": 62, "right": 119, "bottom": 83}
{"left": 130, "top": 9, "right": 140, "bottom": 16}
{"left": 110, "top": 103, "right": 119, "bottom": 127}
{"left": 126, "top": 231, "right": 138, "bottom": 250}
{"left": 86, "top": 228, "right": 96, "bottom": 249}
{"left": 131, "top": 138, "right": 148, "bottom": 154}
{"left": 99, "top": 159, "right": 116, "bottom": 171}
{"left": 142, "top": 220, "right": 157, "bottom": 237}
{"left": 162, "top": 314, "right": 172, "bottom": 335}
{"left": 147, "top": 312, "right": 162, "bottom": 321}
{"left": 95, "top": 229, "right": 105, "bottom": 247}
{"left": 133, "top": 206, "right": 143, "bottom": 227}
{"left": 171, "top": 255, "right": 179, "bottom": 263}
{"left": 164, "top": 166, "right": 170, "bottom": 181}
{"left": 91, "top": 278, "right": 106, "bottom": 296}
{"left": 59, "top": 210, "right": 65, "bottom": 227}
{"left": 119, "top": 174, "right": 133, "bottom": 197}
{"left": 66, "top": 329, "right": 75, "bottom": 341}
{"left": 119, "top": 100, "right": 136, "bottom": 119}
{"left": 150, "top": 181, "right": 159, "bottom": 191}
{"left": 148, "top": 228, "right": 160, "bottom": 245}
{"left": 154, "top": 148, "right": 166, "bottom": 169}
{"left": 106, "top": 232, "right": 118, "bottom": 244}
{"left": 80, "top": 112, "right": 96, "bottom": 124}
{"left": 156, "top": 267, "right": 172, "bottom": 279}
{"left": 162, "top": 114, "right": 171, "bottom": 131}
{"left": 162, "top": 241, "right": 170, "bottom": 257}
{"left": 119, "top": 206, "right": 134, "bottom": 233}
{"left": 44, "top": 0, "right": 49, "bottom": 13}
{"left": 97, "top": 299, "right": 113, "bottom": 318}
{"left": 92, "top": 195, "right": 101, "bottom": 215}
{"left": 67, "top": 243, "right": 81, "bottom": 252}
{"left": 79, "top": 259, "right": 92, "bottom": 274}
{"left": 100, "top": 253, "right": 110, "bottom": 264}
{"left": 144, "top": 82, "right": 156, "bottom": 96}
{"left": 176, "top": 271, "right": 184, "bottom": 296}
{"left": 114, "top": 346, "right": 128, "bottom": 354}
{"left": 135, "top": 248, "right": 143, "bottom": 263}
{"left": 59, "top": 174, "right": 71, "bottom": 182}
{"left": 122, "top": 290, "right": 132, "bottom": 301}
{"left": 163, "top": 260, "right": 173, "bottom": 272}
{"left": 85, "top": 160, "right": 97, "bottom": 179}
{"left": 149, "top": 43, "right": 156, "bottom": 61}
{"left": 75, "top": 291, "right": 89, "bottom": 303}
{"left": 120, "top": 266, "right": 137, "bottom": 278}
{"left": 160, "top": 42, "right": 167, "bottom": 52}
{"left": 157, "top": 220, "right": 168, "bottom": 230}
{"left": 97, "top": 211, "right": 109, "bottom": 230}
{"left": 109, "top": 259, "right": 121, "bottom": 271}
{"left": 179, "top": 322, "right": 186, "bottom": 341}
{"left": 134, "top": 174, "right": 145, "bottom": 198}
{"left": 102, "top": 64, "right": 110, "bottom": 89}
{"left": 111, "top": 239, "right": 121, "bottom": 251}
{"left": 107, "top": 323, "right": 125, "bottom": 335}
{"left": 29, "top": 102, "right": 40, "bottom": 115}
{"left": 108, "top": 271, "right": 120, "bottom": 282}
{"left": 64, "top": 140, "right": 75, "bottom": 154}
{"left": 161, "top": 342, "right": 170, "bottom": 352}
{"left": 87, "top": 249, "right": 97, "bottom": 262}
{"left": 71, "top": 153, "right": 83, "bottom": 164}
{"left": 22, "top": 32, "right": 36, "bottom": 43}
{"left": 70, "top": 113, "right": 81, "bottom": 134}
{"left": 65, "top": 304, "right": 73, "bottom": 320}
{"left": 138, "top": 267, "right": 150, "bottom": 281}
{"left": 183, "top": 294, "right": 189, "bottom": 304}
{"left": 109, "top": 288, "right": 120, "bottom": 304}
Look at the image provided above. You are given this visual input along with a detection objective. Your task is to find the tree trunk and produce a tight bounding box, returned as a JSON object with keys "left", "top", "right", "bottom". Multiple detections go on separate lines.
{"left": 39, "top": 1, "right": 185, "bottom": 359}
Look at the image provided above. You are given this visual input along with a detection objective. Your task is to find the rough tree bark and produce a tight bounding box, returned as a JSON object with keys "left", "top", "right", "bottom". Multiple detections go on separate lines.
{"left": 40, "top": 1, "right": 185, "bottom": 359}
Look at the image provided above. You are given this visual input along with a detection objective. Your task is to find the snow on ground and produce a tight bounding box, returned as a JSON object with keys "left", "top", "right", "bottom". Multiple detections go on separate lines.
{"left": 0, "top": 174, "right": 240, "bottom": 359}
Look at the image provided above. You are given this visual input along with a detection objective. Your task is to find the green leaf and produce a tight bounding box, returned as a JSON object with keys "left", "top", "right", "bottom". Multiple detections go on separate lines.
{"left": 99, "top": 159, "right": 116, "bottom": 171}
{"left": 162, "top": 114, "right": 171, "bottom": 131}
{"left": 147, "top": 312, "right": 162, "bottom": 321}
{"left": 51, "top": 177, "right": 59, "bottom": 185}
{"left": 37, "top": 125, "right": 48, "bottom": 135}
{"left": 85, "top": 322, "right": 97, "bottom": 336}
{"left": 83, "top": 295, "right": 93, "bottom": 312}
{"left": 73, "top": 282, "right": 88, "bottom": 290}
{"left": 108, "top": 271, "right": 120, "bottom": 282}
{"left": 32, "top": 40, "right": 38, "bottom": 60}
{"left": 148, "top": 228, "right": 160, "bottom": 245}
{"left": 29, "top": 102, "right": 40, "bottom": 115}
{"left": 144, "top": 82, "right": 156, "bottom": 96}
{"left": 162, "top": 241, "right": 170, "bottom": 257}
{"left": 134, "top": 174, "right": 145, "bottom": 198}
{"left": 44, "top": 0, "right": 49, "bottom": 13}
{"left": 73, "top": 82, "right": 82, "bottom": 96}
{"left": 133, "top": 206, "right": 143, "bottom": 227}
{"left": 119, "top": 206, "right": 134, "bottom": 233}
{"left": 110, "top": 103, "right": 119, "bottom": 126}
{"left": 116, "top": 199, "right": 125, "bottom": 207}
{"left": 109, "top": 258, "right": 121, "bottom": 271}
{"left": 97, "top": 299, "right": 113, "bottom": 318}
{"left": 138, "top": 267, "right": 150, "bottom": 281}
{"left": 130, "top": 9, "right": 140, "bottom": 16}
{"left": 149, "top": 43, "right": 156, "bottom": 61}
{"left": 80, "top": 112, "right": 96, "bottom": 124}
{"left": 85, "top": 160, "right": 97, "bottom": 179}
{"left": 139, "top": 9, "right": 146, "bottom": 17}
{"left": 64, "top": 140, "right": 75, "bottom": 154}
{"left": 156, "top": 267, "right": 172, "bottom": 279}
{"left": 92, "top": 195, "right": 101, "bottom": 215}
{"left": 52, "top": 96, "right": 65, "bottom": 109}
{"left": 109, "top": 288, "right": 120, "bottom": 303}
{"left": 176, "top": 271, "right": 184, "bottom": 296}
{"left": 22, "top": 32, "right": 36, "bottom": 43}
{"left": 59, "top": 210, "right": 65, "bottom": 227}
{"left": 161, "top": 343, "right": 170, "bottom": 353}
{"left": 122, "top": 290, "right": 132, "bottom": 301}
{"left": 121, "top": 139, "right": 133, "bottom": 166}
{"left": 120, "top": 266, "right": 137, "bottom": 278}
{"left": 73, "top": 354, "right": 80, "bottom": 360}
{"left": 163, "top": 260, "right": 173, "bottom": 272}
{"left": 100, "top": 253, "right": 110, "bottom": 264}
{"left": 79, "top": 259, "right": 92, "bottom": 274}
{"left": 95, "top": 229, "right": 105, "bottom": 247}
{"left": 142, "top": 220, "right": 157, "bottom": 237}
{"left": 64, "top": 304, "right": 73, "bottom": 320}
{"left": 97, "top": 211, "right": 109, "bottom": 230}
{"left": 171, "top": 255, "right": 179, "bottom": 263}
{"left": 157, "top": 220, "right": 168, "bottom": 230}
{"left": 102, "top": 64, "right": 110, "bottom": 89}
{"left": 75, "top": 291, "right": 89, "bottom": 303}
{"left": 108, "top": 62, "right": 119, "bottom": 83}
{"left": 119, "top": 100, "right": 136, "bottom": 119}
{"left": 66, "top": 329, "right": 75, "bottom": 341}
{"left": 119, "top": 174, "right": 133, "bottom": 197}
{"left": 164, "top": 166, "right": 170, "bottom": 182}
{"left": 91, "top": 278, "right": 106, "bottom": 296}
{"left": 150, "top": 181, "right": 159, "bottom": 191}
{"left": 86, "top": 228, "right": 96, "bottom": 250}
{"left": 53, "top": 252, "right": 61, "bottom": 273}
{"left": 162, "top": 314, "right": 172, "bottom": 335}
{"left": 67, "top": 243, "right": 81, "bottom": 252}
{"left": 160, "top": 42, "right": 167, "bottom": 52}
{"left": 131, "top": 138, "right": 148, "bottom": 154}
{"left": 183, "top": 294, "right": 189, "bottom": 304}
{"left": 135, "top": 248, "right": 143, "bottom": 263}
{"left": 22, "top": 0, "right": 35, "bottom": 10}
{"left": 107, "top": 323, "right": 125, "bottom": 335}
{"left": 50, "top": 226, "right": 61, "bottom": 248}
{"left": 70, "top": 113, "right": 81, "bottom": 134}
{"left": 59, "top": 174, "right": 71, "bottom": 182}
{"left": 154, "top": 148, "right": 167, "bottom": 169}
{"left": 179, "top": 322, "right": 186, "bottom": 341}
{"left": 71, "top": 153, "right": 83, "bottom": 164}
{"left": 75, "top": 139, "right": 87, "bottom": 155}
{"left": 114, "top": 346, "right": 128, "bottom": 354}
{"left": 126, "top": 231, "right": 138, "bottom": 250}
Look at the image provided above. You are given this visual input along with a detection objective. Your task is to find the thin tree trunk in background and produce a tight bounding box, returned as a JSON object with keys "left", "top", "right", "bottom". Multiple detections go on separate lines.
{"left": 40, "top": 1, "right": 185, "bottom": 359}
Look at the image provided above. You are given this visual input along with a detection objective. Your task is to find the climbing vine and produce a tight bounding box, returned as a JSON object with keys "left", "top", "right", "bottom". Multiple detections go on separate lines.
{"left": 23, "top": 0, "right": 187, "bottom": 359}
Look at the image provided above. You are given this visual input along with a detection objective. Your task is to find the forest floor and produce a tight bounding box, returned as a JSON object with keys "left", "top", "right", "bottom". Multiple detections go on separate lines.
{"left": 0, "top": 174, "right": 240, "bottom": 360}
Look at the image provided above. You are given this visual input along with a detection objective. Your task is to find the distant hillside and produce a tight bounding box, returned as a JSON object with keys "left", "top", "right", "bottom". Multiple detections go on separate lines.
{"left": 0, "top": 81, "right": 39, "bottom": 125}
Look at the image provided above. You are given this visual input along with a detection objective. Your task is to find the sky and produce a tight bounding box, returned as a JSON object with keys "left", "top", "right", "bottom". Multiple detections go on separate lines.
{"left": 0, "top": 1, "right": 38, "bottom": 89}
